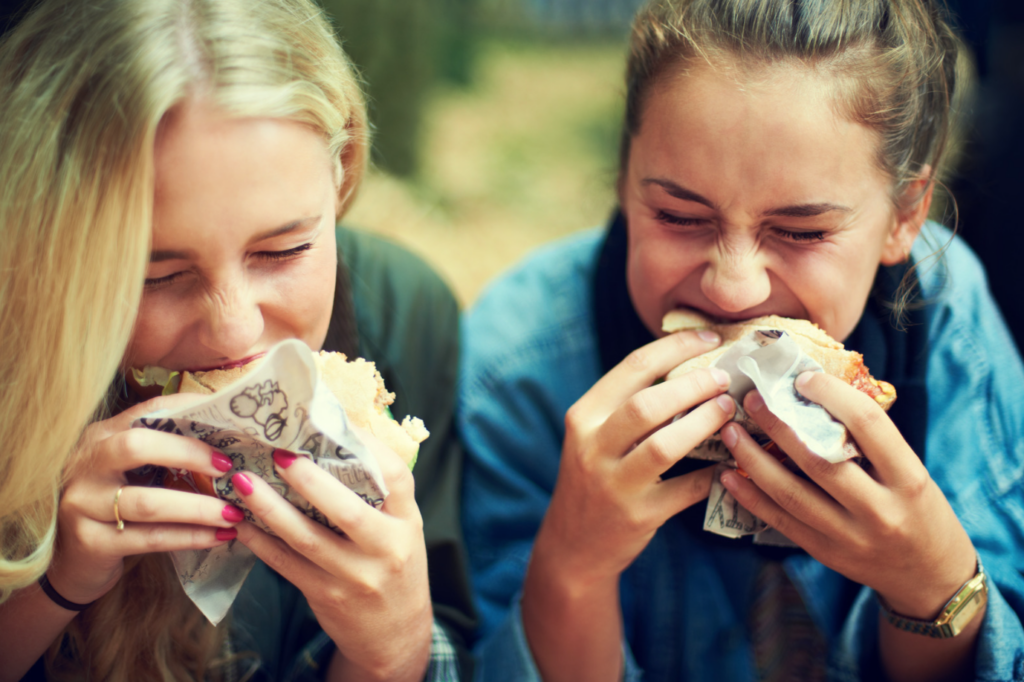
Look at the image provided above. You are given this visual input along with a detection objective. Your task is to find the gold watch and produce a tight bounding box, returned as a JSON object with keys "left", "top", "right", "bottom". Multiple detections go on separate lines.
{"left": 877, "top": 554, "right": 988, "bottom": 638}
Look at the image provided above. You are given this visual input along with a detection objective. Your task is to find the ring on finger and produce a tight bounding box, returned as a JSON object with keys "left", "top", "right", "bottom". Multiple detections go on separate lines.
{"left": 113, "top": 486, "right": 126, "bottom": 531}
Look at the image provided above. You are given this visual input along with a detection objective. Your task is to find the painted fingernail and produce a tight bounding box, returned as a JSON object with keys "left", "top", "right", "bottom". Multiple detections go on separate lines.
{"left": 795, "top": 371, "right": 815, "bottom": 389}
{"left": 212, "top": 451, "right": 233, "bottom": 472}
{"left": 273, "top": 449, "right": 297, "bottom": 469}
{"left": 710, "top": 367, "right": 730, "bottom": 388}
{"left": 715, "top": 394, "right": 734, "bottom": 414}
{"left": 232, "top": 473, "right": 253, "bottom": 496}
{"left": 222, "top": 505, "right": 245, "bottom": 523}
{"left": 721, "top": 423, "right": 738, "bottom": 448}
{"left": 698, "top": 330, "right": 720, "bottom": 343}
{"left": 746, "top": 391, "right": 765, "bottom": 413}
{"left": 215, "top": 528, "right": 238, "bottom": 541}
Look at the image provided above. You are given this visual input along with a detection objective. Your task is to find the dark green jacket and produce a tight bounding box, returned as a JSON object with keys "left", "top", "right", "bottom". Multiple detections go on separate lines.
{"left": 27, "top": 227, "right": 476, "bottom": 681}
{"left": 229, "top": 227, "right": 476, "bottom": 680}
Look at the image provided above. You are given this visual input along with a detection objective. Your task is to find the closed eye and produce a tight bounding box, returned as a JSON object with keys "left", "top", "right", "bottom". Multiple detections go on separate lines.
{"left": 774, "top": 229, "right": 825, "bottom": 242}
{"left": 144, "top": 272, "right": 184, "bottom": 288}
{"left": 655, "top": 210, "right": 707, "bottom": 228}
{"left": 254, "top": 242, "right": 313, "bottom": 261}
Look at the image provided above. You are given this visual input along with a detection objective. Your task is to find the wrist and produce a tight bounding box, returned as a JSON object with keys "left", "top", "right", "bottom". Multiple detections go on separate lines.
{"left": 878, "top": 553, "right": 979, "bottom": 620}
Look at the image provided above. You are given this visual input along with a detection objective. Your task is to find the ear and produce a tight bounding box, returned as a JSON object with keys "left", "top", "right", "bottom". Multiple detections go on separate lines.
{"left": 880, "top": 172, "right": 933, "bottom": 266}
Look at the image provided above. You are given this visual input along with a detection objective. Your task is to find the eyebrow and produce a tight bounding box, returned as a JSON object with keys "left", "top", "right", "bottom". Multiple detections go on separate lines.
{"left": 148, "top": 215, "right": 323, "bottom": 263}
{"left": 642, "top": 178, "right": 852, "bottom": 218}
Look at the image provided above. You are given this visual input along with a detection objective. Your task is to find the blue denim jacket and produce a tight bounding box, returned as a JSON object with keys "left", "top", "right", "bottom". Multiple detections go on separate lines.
{"left": 459, "top": 223, "right": 1024, "bottom": 681}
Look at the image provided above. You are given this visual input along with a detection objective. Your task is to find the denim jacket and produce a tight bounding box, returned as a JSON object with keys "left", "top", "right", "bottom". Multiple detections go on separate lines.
{"left": 458, "top": 221, "right": 1024, "bottom": 681}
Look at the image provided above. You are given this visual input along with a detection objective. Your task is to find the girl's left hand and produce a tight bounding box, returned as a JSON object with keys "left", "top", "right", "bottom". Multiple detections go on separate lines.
{"left": 233, "top": 428, "right": 432, "bottom": 682}
{"left": 720, "top": 371, "right": 977, "bottom": 620}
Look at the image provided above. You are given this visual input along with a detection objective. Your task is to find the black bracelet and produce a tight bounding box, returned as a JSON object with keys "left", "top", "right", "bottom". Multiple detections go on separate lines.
{"left": 38, "top": 573, "right": 96, "bottom": 611}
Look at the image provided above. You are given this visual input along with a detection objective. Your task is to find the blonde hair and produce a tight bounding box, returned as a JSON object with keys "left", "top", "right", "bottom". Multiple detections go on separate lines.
{"left": 621, "top": 0, "right": 968, "bottom": 204}
{"left": 0, "top": 0, "right": 368, "bottom": 679}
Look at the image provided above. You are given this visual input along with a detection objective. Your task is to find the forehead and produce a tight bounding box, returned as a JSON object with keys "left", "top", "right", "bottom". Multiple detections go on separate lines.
{"left": 152, "top": 99, "right": 334, "bottom": 243}
{"left": 633, "top": 58, "right": 890, "bottom": 205}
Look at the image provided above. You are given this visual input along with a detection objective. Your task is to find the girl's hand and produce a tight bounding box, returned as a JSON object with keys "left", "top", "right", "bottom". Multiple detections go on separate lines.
{"left": 520, "top": 330, "right": 734, "bottom": 682}
{"left": 50, "top": 394, "right": 244, "bottom": 606}
{"left": 232, "top": 428, "right": 432, "bottom": 682}
{"left": 533, "top": 329, "right": 734, "bottom": 592}
{"left": 721, "top": 371, "right": 977, "bottom": 620}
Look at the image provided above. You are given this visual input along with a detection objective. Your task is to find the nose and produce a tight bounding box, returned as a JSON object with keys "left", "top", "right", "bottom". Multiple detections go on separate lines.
{"left": 196, "top": 278, "right": 265, "bottom": 360}
{"left": 700, "top": 242, "right": 772, "bottom": 314}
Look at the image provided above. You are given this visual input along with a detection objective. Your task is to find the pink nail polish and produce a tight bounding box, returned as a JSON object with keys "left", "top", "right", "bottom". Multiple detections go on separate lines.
{"left": 232, "top": 473, "right": 253, "bottom": 496}
{"left": 222, "top": 505, "right": 245, "bottom": 523}
{"left": 273, "top": 449, "right": 297, "bottom": 469}
{"left": 212, "top": 451, "right": 233, "bottom": 472}
{"left": 215, "top": 528, "right": 238, "bottom": 541}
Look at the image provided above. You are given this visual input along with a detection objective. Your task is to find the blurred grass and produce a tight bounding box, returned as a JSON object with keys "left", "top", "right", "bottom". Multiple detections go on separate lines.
{"left": 346, "top": 37, "right": 627, "bottom": 306}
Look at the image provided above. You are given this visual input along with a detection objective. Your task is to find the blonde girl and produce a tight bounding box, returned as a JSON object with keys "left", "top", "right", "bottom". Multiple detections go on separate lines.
{"left": 1, "top": 1, "right": 471, "bottom": 680}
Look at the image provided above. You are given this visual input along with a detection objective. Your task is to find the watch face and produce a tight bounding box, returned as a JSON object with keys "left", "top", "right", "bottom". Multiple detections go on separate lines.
{"left": 946, "top": 588, "right": 988, "bottom": 637}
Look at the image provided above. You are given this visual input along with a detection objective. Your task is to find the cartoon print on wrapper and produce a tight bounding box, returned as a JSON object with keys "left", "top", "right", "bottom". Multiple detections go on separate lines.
{"left": 230, "top": 380, "right": 290, "bottom": 440}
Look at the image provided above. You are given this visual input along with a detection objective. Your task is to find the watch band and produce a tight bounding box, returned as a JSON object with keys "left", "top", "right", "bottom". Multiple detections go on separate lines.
{"left": 878, "top": 554, "right": 987, "bottom": 639}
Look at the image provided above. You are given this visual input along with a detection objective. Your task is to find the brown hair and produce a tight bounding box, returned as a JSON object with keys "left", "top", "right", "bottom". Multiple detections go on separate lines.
{"left": 620, "top": 0, "right": 968, "bottom": 208}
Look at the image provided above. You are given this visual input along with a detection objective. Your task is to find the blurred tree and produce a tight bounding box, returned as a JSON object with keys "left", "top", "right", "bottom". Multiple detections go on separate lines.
{"left": 319, "top": 0, "right": 478, "bottom": 176}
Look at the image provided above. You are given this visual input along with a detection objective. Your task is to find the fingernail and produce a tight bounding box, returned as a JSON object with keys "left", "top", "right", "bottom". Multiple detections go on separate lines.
{"left": 273, "top": 449, "right": 297, "bottom": 469}
{"left": 710, "top": 367, "right": 730, "bottom": 388}
{"left": 721, "top": 423, "right": 738, "bottom": 448}
{"left": 698, "top": 330, "right": 720, "bottom": 343}
{"left": 215, "top": 527, "right": 238, "bottom": 541}
{"left": 232, "top": 473, "right": 253, "bottom": 496}
{"left": 222, "top": 505, "right": 245, "bottom": 523}
{"left": 720, "top": 470, "right": 737, "bottom": 489}
{"left": 746, "top": 391, "right": 765, "bottom": 413}
{"left": 212, "top": 451, "right": 233, "bottom": 472}
{"left": 795, "top": 371, "right": 815, "bottom": 389}
{"left": 715, "top": 394, "right": 734, "bottom": 414}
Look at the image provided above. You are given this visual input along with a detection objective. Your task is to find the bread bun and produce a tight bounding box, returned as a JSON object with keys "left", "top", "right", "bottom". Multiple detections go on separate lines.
{"left": 179, "top": 351, "right": 428, "bottom": 466}
{"left": 663, "top": 309, "right": 896, "bottom": 409}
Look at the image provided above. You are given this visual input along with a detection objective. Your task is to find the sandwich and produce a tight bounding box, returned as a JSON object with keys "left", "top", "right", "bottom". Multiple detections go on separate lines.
{"left": 662, "top": 309, "right": 895, "bottom": 464}
{"left": 131, "top": 350, "right": 428, "bottom": 497}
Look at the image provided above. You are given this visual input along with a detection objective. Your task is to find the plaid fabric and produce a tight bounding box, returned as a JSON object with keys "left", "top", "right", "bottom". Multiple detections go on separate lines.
{"left": 424, "top": 620, "right": 462, "bottom": 682}
{"left": 749, "top": 561, "right": 827, "bottom": 682}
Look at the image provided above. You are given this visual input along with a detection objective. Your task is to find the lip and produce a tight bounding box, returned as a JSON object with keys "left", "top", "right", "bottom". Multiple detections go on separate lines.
{"left": 184, "top": 352, "right": 267, "bottom": 374}
{"left": 671, "top": 304, "right": 797, "bottom": 325}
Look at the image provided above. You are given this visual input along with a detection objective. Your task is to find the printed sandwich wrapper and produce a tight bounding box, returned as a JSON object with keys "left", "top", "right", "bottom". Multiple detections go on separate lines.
{"left": 684, "top": 330, "right": 855, "bottom": 544}
{"left": 131, "top": 339, "right": 388, "bottom": 625}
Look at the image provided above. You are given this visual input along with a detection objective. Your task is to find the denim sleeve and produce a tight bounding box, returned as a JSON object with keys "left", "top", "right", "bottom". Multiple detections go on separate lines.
{"left": 474, "top": 595, "right": 643, "bottom": 682}
{"left": 830, "top": 228, "right": 1024, "bottom": 680}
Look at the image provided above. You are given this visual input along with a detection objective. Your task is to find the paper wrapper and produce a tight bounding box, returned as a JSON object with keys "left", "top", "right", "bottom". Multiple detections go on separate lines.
{"left": 130, "top": 339, "right": 388, "bottom": 625}
{"left": 685, "top": 330, "right": 856, "bottom": 543}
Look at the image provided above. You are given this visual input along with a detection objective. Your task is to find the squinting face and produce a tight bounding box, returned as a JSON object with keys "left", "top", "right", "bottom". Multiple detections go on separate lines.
{"left": 124, "top": 99, "right": 339, "bottom": 373}
{"left": 622, "top": 61, "right": 923, "bottom": 342}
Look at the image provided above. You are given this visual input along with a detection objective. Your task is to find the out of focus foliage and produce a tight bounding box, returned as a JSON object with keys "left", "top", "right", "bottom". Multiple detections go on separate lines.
{"left": 319, "top": 0, "right": 479, "bottom": 176}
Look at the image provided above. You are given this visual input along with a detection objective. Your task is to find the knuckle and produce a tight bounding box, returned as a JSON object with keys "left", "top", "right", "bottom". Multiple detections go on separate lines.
{"left": 622, "top": 393, "right": 656, "bottom": 426}
{"left": 290, "top": 531, "right": 321, "bottom": 558}
{"left": 261, "top": 542, "right": 293, "bottom": 573}
{"left": 623, "top": 346, "right": 652, "bottom": 372}
{"left": 142, "top": 525, "right": 167, "bottom": 552}
{"left": 131, "top": 491, "right": 160, "bottom": 521}
{"left": 770, "top": 482, "right": 803, "bottom": 515}
{"left": 848, "top": 401, "right": 883, "bottom": 434}
{"left": 564, "top": 403, "right": 587, "bottom": 434}
{"left": 643, "top": 432, "right": 676, "bottom": 471}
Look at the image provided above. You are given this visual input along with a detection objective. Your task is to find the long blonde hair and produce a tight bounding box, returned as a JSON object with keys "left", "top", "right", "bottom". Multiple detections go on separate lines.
{"left": 0, "top": 0, "right": 368, "bottom": 679}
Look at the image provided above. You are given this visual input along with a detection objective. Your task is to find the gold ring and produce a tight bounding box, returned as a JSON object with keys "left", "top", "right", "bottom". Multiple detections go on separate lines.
{"left": 113, "top": 486, "right": 125, "bottom": 531}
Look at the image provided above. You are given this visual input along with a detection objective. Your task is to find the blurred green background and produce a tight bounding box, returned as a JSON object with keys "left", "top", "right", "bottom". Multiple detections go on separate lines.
{"left": 318, "top": 0, "right": 643, "bottom": 305}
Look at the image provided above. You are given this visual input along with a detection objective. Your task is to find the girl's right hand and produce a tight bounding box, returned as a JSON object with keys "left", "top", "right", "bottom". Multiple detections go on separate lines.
{"left": 532, "top": 329, "right": 735, "bottom": 588}
{"left": 45, "top": 394, "right": 243, "bottom": 606}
